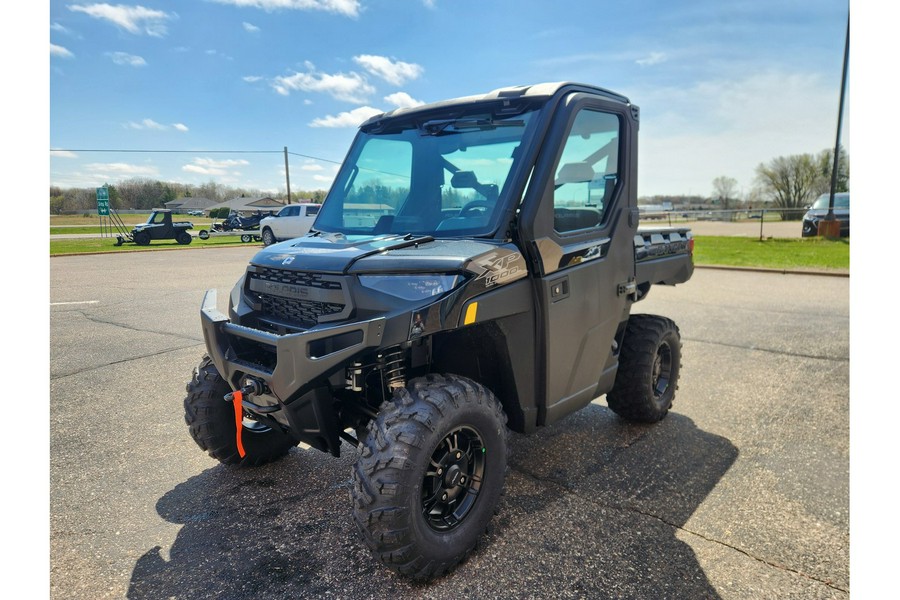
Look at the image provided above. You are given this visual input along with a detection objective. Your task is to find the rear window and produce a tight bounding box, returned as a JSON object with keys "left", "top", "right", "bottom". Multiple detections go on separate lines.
{"left": 811, "top": 193, "right": 849, "bottom": 209}
{"left": 306, "top": 205, "right": 320, "bottom": 216}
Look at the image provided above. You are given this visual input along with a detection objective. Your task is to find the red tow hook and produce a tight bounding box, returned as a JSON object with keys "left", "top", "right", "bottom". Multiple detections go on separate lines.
{"left": 224, "top": 390, "right": 246, "bottom": 458}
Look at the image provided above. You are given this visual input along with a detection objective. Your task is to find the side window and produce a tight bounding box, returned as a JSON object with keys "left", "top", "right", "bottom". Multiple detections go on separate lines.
{"left": 306, "top": 205, "right": 320, "bottom": 216}
{"left": 553, "top": 109, "right": 620, "bottom": 233}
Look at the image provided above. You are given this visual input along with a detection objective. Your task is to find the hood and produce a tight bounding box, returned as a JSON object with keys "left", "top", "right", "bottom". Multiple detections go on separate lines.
{"left": 250, "top": 234, "right": 506, "bottom": 274}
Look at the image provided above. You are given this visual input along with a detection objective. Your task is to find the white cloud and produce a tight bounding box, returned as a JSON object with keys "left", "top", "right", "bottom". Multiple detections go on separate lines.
{"left": 68, "top": 3, "right": 174, "bottom": 37}
{"left": 182, "top": 157, "right": 250, "bottom": 176}
{"left": 50, "top": 149, "right": 78, "bottom": 158}
{"left": 273, "top": 65, "right": 374, "bottom": 103}
{"left": 85, "top": 162, "right": 160, "bottom": 177}
{"left": 108, "top": 51, "right": 146, "bottom": 67}
{"left": 243, "top": 75, "right": 263, "bottom": 82}
{"left": 208, "top": 1, "right": 360, "bottom": 18}
{"left": 384, "top": 91, "right": 424, "bottom": 109}
{"left": 51, "top": 44, "right": 75, "bottom": 59}
{"left": 309, "top": 106, "right": 382, "bottom": 128}
{"left": 423, "top": 0, "right": 436, "bottom": 7}
{"left": 127, "top": 118, "right": 167, "bottom": 130}
{"left": 636, "top": 52, "right": 668, "bottom": 67}
{"left": 51, "top": 22, "right": 79, "bottom": 37}
{"left": 313, "top": 174, "right": 336, "bottom": 183}
{"left": 243, "top": 21, "right": 260, "bottom": 33}
{"left": 353, "top": 55, "right": 423, "bottom": 86}
{"left": 124, "top": 118, "right": 189, "bottom": 131}
{"left": 300, "top": 164, "right": 324, "bottom": 171}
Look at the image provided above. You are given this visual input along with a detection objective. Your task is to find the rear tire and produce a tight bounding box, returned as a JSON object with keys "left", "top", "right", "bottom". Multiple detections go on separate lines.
{"left": 177, "top": 231, "right": 192, "bottom": 245}
{"left": 184, "top": 356, "right": 295, "bottom": 466}
{"left": 198, "top": 230, "right": 210, "bottom": 240}
{"left": 606, "top": 314, "right": 681, "bottom": 423}
{"left": 262, "top": 227, "right": 276, "bottom": 246}
{"left": 240, "top": 234, "right": 252, "bottom": 243}
{"left": 351, "top": 374, "right": 507, "bottom": 581}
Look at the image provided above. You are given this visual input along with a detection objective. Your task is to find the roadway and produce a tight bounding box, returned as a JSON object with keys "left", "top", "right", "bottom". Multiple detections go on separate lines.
{"left": 49, "top": 247, "right": 848, "bottom": 599}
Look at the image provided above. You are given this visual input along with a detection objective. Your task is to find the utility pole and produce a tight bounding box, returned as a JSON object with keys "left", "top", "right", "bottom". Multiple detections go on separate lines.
{"left": 284, "top": 146, "right": 292, "bottom": 204}
{"left": 821, "top": 14, "right": 849, "bottom": 238}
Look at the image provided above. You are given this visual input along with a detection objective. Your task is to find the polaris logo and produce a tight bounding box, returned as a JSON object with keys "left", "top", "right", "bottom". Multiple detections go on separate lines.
{"left": 248, "top": 276, "right": 346, "bottom": 305}
{"left": 262, "top": 282, "right": 309, "bottom": 299}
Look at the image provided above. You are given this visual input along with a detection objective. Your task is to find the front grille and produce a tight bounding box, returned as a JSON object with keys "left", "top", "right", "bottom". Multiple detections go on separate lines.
{"left": 259, "top": 295, "right": 345, "bottom": 326}
{"left": 247, "top": 267, "right": 349, "bottom": 327}
{"left": 252, "top": 267, "right": 343, "bottom": 290}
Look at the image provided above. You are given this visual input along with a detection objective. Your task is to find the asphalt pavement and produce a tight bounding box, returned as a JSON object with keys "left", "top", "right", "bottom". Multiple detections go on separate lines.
{"left": 49, "top": 247, "right": 848, "bottom": 599}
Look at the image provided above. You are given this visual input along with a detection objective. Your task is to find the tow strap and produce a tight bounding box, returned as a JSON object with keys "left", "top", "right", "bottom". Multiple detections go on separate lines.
{"left": 231, "top": 390, "right": 246, "bottom": 458}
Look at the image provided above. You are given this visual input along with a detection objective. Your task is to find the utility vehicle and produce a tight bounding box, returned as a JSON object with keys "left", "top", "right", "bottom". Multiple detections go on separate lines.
{"left": 116, "top": 208, "right": 193, "bottom": 246}
{"left": 185, "top": 82, "right": 694, "bottom": 580}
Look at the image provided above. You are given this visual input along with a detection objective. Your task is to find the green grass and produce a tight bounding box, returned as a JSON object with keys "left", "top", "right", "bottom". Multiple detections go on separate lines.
{"left": 50, "top": 231, "right": 850, "bottom": 273}
{"left": 693, "top": 235, "right": 849, "bottom": 271}
{"left": 50, "top": 235, "right": 257, "bottom": 255}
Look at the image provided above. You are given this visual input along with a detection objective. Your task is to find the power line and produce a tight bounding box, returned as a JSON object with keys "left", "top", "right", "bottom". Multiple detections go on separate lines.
{"left": 50, "top": 147, "right": 345, "bottom": 165}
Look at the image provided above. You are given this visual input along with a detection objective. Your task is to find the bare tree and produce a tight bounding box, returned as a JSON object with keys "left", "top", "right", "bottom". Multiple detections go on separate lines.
{"left": 755, "top": 148, "right": 849, "bottom": 220}
{"left": 711, "top": 176, "right": 739, "bottom": 210}
{"left": 754, "top": 153, "right": 821, "bottom": 220}
{"left": 814, "top": 147, "right": 849, "bottom": 195}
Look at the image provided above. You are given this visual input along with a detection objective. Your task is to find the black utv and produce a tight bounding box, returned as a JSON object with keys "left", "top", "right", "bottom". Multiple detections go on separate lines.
{"left": 118, "top": 209, "right": 193, "bottom": 246}
{"left": 185, "top": 82, "right": 694, "bottom": 580}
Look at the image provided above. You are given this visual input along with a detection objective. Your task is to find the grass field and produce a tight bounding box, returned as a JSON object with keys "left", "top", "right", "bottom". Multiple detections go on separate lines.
{"left": 49, "top": 235, "right": 255, "bottom": 255}
{"left": 49, "top": 231, "right": 851, "bottom": 273}
{"left": 692, "top": 236, "right": 849, "bottom": 271}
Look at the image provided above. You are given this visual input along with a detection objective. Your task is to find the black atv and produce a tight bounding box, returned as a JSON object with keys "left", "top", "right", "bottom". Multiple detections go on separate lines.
{"left": 116, "top": 209, "right": 193, "bottom": 246}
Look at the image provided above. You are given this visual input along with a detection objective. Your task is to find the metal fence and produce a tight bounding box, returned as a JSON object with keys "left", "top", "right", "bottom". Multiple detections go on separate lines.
{"left": 639, "top": 207, "right": 828, "bottom": 240}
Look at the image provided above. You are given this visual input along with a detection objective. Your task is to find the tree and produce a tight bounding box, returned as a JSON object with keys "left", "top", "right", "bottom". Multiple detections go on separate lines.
{"left": 756, "top": 150, "right": 850, "bottom": 221}
{"left": 814, "top": 147, "right": 849, "bottom": 195}
{"left": 711, "top": 176, "right": 739, "bottom": 210}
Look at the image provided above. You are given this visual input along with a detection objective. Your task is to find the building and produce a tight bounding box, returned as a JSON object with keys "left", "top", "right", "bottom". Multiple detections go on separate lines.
{"left": 163, "top": 197, "right": 218, "bottom": 213}
{"left": 204, "top": 196, "right": 286, "bottom": 216}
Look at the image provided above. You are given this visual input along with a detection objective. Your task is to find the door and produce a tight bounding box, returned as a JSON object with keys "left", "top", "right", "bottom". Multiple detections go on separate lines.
{"left": 524, "top": 97, "right": 638, "bottom": 424}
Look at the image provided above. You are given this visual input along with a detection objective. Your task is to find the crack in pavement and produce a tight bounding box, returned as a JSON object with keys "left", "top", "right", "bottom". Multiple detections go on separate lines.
{"left": 76, "top": 311, "right": 202, "bottom": 343}
{"left": 51, "top": 342, "right": 205, "bottom": 380}
{"left": 508, "top": 463, "right": 849, "bottom": 595}
{"left": 683, "top": 337, "right": 848, "bottom": 363}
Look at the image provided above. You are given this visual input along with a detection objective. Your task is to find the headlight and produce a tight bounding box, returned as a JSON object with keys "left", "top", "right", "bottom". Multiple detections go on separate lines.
{"left": 358, "top": 274, "right": 462, "bottom": 301}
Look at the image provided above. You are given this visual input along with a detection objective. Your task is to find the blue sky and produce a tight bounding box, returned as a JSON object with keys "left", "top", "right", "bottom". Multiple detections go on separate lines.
{"left": 47, "top": 0, "right": 849, "bottom": 198}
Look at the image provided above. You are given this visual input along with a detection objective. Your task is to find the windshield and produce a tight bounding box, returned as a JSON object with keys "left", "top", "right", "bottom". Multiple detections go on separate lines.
{"left": 811, "top": 193, "right": 849, "bottom": 210}
{"left": 314, "top": 108, "right": 537, "bottom": 237}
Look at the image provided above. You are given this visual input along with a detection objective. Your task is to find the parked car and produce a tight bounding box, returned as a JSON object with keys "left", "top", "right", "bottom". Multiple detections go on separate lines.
{"left": 802, "top": 192, "right": 849, "bottom": 237}
{"left": 259, "top": 203, "right": 320, "bottom": 245}
{"left": 187, "top": 210, "right": 205, "bottom": 216}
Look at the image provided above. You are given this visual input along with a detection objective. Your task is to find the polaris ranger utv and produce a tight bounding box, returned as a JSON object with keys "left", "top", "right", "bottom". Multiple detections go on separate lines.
{"left": 185, "top": 82, "right": 694, "bottom": 580}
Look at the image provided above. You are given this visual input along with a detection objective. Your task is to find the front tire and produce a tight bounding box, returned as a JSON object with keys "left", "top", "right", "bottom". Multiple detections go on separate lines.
{"left": 261, "top": 227, "right": 276, "bottom": 246}
{"left": 184, "top": 356, "right": 295, "bottom": 466}
{"left": 606, "top": 314, "right": 682, "bottom": 422}
{"left": 133, "top": 231, "right": 150, "bottom": 246}
{"left": 351, "top": 374, "right": 507, "bottom": 581}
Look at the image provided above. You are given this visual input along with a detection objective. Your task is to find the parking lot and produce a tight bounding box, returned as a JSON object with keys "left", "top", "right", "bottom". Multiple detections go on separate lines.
{"left": 49, "top": 247, "right": 848, "bottom": 599}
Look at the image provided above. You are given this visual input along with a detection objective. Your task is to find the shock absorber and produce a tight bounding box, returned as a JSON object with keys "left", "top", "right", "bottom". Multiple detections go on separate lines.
{"left": 381, "top": 347, "right": 406, "bottom": 391}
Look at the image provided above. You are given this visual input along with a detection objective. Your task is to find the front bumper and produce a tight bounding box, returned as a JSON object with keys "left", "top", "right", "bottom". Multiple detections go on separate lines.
{"left": 202, "top": 288, "right": 386, "bottom": 398}
{"left": 200, "top": 289, "right": 386, "bottom": 454}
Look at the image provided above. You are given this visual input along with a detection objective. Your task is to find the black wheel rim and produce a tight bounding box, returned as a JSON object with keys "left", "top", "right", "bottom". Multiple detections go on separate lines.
{"left": 652, "top": 342, "right": 673, "bottom": 398}
{"left": 421, "top": 426, "right": 486, "bottom": 531}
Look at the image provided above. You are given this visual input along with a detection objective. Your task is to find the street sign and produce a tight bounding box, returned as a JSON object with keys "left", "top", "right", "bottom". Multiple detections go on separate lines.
{"left": 96, "top": 187, "right": 110, "bottom": 216}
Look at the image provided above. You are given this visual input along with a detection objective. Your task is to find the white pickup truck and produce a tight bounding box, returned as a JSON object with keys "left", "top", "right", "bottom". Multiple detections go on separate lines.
{"left": 259, "top": 203, "right": 321, "bottom": 246}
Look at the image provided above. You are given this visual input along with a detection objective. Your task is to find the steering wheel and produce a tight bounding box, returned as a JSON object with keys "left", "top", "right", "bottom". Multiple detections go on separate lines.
{"left": 458, "top": 200, "right": 490, "bottom": 217}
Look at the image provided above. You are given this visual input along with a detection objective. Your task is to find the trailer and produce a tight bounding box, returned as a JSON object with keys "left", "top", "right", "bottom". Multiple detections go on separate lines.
{"left": 196, "top": 228, "right": 262, "bottom": 243}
